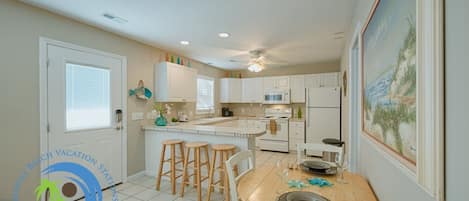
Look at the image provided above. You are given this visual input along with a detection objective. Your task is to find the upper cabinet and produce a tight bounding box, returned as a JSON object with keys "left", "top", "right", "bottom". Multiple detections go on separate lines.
{"left": 155, "top": 62, "right": 197, "bottom": 102}
{"left": 220, "top": 78, "right": 242, "bottom": 103}
{"left": 220, "top": 73, "right": 338, "bottom": 104}
{"left": 305, "top": 73, "right": 339, "bottom": 88}
{"left": 321, "top": 73, "right": 340, "bottom": 87}
{"left": 242, "top": 78, "right": 263, "bottom": 103}
{"left": 263, "top": 76, "right": 290, "bottom": 91}
{"left": 290, "top": 75, "right": 305, "bottom": 103}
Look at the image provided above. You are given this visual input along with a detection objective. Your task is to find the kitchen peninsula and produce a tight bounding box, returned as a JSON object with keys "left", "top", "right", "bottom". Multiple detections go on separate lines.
{"left": 144, "top": 117, "right": 266, "bottom": 177}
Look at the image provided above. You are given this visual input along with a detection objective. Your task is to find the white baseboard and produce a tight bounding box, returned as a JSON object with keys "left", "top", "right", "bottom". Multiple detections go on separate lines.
{"left": 126, "top": 171, "right": 146, "bottom": 182}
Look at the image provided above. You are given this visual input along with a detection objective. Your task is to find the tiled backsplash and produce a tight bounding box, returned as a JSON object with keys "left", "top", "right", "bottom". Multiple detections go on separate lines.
{"left": 221, "top": 103, "right": 306, "bottom": 119}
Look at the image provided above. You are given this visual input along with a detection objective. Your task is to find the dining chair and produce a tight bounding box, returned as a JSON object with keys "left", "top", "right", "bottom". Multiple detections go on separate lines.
{"left": 225, "top": 150, "right": 255, "bottom": 201}
{"left": 296, "top": 143, "right": 344, "bottom": 165}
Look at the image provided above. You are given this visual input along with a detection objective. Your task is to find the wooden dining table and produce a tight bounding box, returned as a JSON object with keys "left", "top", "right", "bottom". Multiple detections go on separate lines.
{"left": 237, "top": 162, "right": 377, "bottom": 201}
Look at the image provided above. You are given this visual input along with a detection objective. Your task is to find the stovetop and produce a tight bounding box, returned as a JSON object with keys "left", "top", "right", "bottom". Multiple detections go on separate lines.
{"left": 261, "top": 108, "right": 292, "bottom": 121}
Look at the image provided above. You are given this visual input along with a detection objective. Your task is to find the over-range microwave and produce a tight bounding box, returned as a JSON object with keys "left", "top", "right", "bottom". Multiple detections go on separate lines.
{"left": 263, "top": 89, "right": 290, "bottom": 104}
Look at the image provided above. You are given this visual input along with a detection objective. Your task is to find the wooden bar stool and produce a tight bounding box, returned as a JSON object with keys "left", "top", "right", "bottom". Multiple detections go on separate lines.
{"left": 156, "top": 139, "right": 185, "bottom": 195}
{"left": 180, "top": 142, "right": 210, "bottom": 201}
{"left": 206, "top": 144, "right": 237, "bottom": 201}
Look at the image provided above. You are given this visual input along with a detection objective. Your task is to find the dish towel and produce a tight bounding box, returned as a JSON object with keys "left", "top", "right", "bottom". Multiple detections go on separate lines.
{"left": 270, "top": 119, "right": 277, "bottom": 135}
{"left": 308, "top": 178, "right": 333, "bottom": 187}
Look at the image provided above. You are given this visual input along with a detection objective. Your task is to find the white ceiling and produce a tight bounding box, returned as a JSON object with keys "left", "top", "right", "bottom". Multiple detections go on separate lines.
{"left": 23, "top": 0, "right": 356, "bottom": 70}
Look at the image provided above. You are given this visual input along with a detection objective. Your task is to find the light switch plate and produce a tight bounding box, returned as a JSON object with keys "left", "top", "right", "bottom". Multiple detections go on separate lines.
{"left": 131, "top": 112, "right": 144, "bottom": 120}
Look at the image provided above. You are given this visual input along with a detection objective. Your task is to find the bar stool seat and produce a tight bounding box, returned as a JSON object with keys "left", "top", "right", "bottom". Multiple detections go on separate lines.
{"left": 206, "top": 144, "right": 237, "bottom": 201}
{"left": 185, "top": 141, "right": 209, "bottom": 148}
{"left": 180, "top": 142, "right": 210, "bottom": 201}
{"left": 156, "top": 139, "right": 185, "bottom": 195}
{"left": 212, "top": 144, "right": 236, "bottom": 151}
{"left": 162, "top": 139, "right": 184, "bottom": 145}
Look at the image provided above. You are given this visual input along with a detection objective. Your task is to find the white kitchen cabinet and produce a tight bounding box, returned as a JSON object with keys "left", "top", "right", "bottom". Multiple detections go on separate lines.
{"left": 289, "top": 75, "right": 305, "bottom": 103}
{"left": 321, "top": 72, "right": 340, "bottom": 87}
{"left": 304, "top": 73, "right": 339, "bottom": 88}
{"left": 263, "top": 76, "right": 290, "bottom": 91}
{"left": 242, "top": 78, "right": 263, "bottom": 103}
{"left": 220, "top": 78, "right": 242, "bottom": 103}
{"left": 304, "top": 74, "right": 321, "bottom": 88}
{"left": 155, "top": 62, "right": 197, "bottom": 102}
{"left": 289, "top": 120, "right": 305, "bottom": 151}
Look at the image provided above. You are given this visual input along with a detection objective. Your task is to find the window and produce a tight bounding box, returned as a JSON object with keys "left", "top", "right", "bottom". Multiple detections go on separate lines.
{"left": 196, "top": 76, "right": 214, "bottom": 114}
{"left": 66, "top": 63, "right": 111, "bottom": 131}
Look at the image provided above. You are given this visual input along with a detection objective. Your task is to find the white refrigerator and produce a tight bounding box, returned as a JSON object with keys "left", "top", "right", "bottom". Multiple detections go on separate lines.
{"left": 306, "top": 87, "right": 341, "bottom": 156}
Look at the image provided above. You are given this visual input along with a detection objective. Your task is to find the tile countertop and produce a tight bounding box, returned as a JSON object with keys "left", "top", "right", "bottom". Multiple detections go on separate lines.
{"left": 144, "top": 117, "right": 266, "bottom": 138}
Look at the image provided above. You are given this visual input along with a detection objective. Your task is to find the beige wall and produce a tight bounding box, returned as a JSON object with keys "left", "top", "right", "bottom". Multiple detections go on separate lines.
{"left": 229, "top": 60, "right": 340, "bottom": 78}
{"left": 0, "top": 1, "right": 224, "bottom": 200}
{"left": 340, "top": 0, "right": 435, "bottom": 200}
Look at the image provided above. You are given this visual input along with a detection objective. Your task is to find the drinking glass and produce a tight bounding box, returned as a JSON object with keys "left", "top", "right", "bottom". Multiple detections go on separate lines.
{"left": 335, "top": 154, "right": 348, "bottom": 184}
{"left": 275, "top": 160, "right": 289, "bottom": 195}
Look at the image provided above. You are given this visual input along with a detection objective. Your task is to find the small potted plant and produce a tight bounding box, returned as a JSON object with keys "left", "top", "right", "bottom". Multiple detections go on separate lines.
{"left": 153, "top": 103, "right": 168, "bottom": 126}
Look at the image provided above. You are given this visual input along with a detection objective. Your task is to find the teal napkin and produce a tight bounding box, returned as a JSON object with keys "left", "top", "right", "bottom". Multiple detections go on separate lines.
{"left": 308, "top": 178, "right": 333, "bottom": 187}
{"left": 288, "top": 180, "right": 307, "bottom": 189}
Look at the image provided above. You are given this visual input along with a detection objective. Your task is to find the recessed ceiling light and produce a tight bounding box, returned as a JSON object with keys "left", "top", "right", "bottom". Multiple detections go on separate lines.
{"left": 218, "top": 32, "right": 230, "bottom": 38}
{"left": 180, "top": 40, "right": 190, "bottom": 45}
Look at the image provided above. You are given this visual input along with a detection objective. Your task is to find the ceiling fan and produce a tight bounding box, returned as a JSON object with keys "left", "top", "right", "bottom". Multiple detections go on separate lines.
{"left": 231, "top": 49, "right": 287, "bottom": 72}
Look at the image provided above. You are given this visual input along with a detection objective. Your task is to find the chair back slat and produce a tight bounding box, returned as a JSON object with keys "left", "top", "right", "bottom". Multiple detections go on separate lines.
{"left": 225, "top": 150, "right": 255, "bottom": 201}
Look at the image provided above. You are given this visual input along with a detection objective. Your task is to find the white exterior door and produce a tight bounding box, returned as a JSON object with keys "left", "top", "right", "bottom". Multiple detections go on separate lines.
{"left": 46, "top": 44, "right": 124, "bottom": 199}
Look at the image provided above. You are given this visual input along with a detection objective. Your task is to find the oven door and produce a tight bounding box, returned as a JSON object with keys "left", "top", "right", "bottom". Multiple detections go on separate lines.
{"left": 259, "top": 120, "right": 288, "bottom": 141}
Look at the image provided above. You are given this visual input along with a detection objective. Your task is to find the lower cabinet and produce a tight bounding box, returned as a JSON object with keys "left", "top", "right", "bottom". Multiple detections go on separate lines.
{"left": 289, "top": 120, "right": 305, "bottom": 151}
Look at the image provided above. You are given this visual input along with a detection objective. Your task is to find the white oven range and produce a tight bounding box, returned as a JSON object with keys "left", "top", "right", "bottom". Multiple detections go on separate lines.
{"left": 258, "top": 108, "right": 291, "bottom": 152}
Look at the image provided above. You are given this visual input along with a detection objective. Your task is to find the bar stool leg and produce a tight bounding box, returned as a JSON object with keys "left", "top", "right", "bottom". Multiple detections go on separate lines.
{"left": 206, "top": 150, "right": 217, "bottom": 201}
{"left": 195, "top": 148, "right": 202, "bottom": 201}
{"left": 223, "top": 151, "right": 230, "bottom": 201}
{"left": 204, "top": 147, "right": 211, "bottom": 174}
{"left": 218, "top": 151, "right": 224, "bottom": 193}
{"left": 156, "top": 144, "right": 166, "bottom": 191}
{"left": 179, "top": 143, "right": 185, "bottom": 170}
{"left": 170, "top": 145, "right": 176, "bottom": 194}
{"left": 180, "top": 147, "right": 190, "bottom": 197}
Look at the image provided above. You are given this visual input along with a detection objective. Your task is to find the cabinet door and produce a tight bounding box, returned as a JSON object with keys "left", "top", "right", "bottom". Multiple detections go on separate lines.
{"left": 230, "top": 79, "right": 242, "bottom": 102}
{"left": 276, "top": 76, "right": 290, "bottom": 89}
{"left": 253, "top": 78, "right": 264, "bottom": 102}
{"left": 290, "top": 75, "right": 305, "bottom": 103}
{"left": 183, "top": 68, "right": 197, "bottom": 101}
{"left": 242, "top": 78, "right": 263, "bottom": 103}
{"left": 289, "top": 122, "right": 305, "bottom": 140}
{"left": 220, "top": 79, "right": 230, "bottom": 103}
{"left": 304, "top": 74, "right": 321, "bottom": 88}
{"left": 168, "top": 65, "right": 184, "bottom": 100}
{"left": 321, "top": 73, "right": 339, "bottom": 87}
{"left": 263, "top": 77, "right": 277, "bottom": 90}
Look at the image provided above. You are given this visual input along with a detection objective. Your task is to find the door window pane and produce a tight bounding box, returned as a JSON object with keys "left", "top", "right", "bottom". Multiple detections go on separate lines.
{"left": 66, "top": 63, "right": 111, "bottom": 131}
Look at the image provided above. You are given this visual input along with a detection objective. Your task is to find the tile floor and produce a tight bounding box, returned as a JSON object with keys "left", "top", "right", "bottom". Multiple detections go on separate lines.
{"left": 104, "top": 150, "right": 298, "bottom": 201}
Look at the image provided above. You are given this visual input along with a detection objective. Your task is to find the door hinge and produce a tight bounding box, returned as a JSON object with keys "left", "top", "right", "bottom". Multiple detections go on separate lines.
{"left": 47, "top": 123, "right": 50, "bottom": 133}
{"left": 46, "top": 59, "right": 50, "bottom": 68}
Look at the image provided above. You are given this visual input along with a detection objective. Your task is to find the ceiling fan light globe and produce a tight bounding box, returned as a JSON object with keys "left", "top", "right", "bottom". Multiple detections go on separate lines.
{"left": 248, "top": 63, "right": 263, "bottom": 72}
